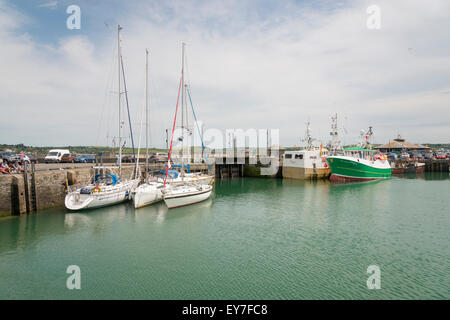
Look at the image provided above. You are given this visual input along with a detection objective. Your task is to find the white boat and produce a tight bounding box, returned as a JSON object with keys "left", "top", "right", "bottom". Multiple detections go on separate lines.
{"left": 282, "top": 122, "right": 329, "bottom": 180}
{"left": 132, "top": 181, "right": 164, "bottom": 208}
{"left": 65, "top": 178, "right": 138, "bottom": 210}
{"left": 283, "top": 149, "right": 329, "bottom": 179}
{"left": 163, "top": 184, "right": 213, "bottom": 209}
{"left": 65, "top": 25, "right": 140, "bottom": 211}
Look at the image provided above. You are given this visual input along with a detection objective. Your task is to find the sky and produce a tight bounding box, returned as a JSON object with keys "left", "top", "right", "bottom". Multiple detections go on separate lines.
{"left": 1, "top": 0, "right": 449, "bottom": 149}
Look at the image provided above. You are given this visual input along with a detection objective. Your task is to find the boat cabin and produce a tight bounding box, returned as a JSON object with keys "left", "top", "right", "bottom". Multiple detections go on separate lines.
{"left": 343, "top": 147, "right": 385, "bottom": 161}
{"left": 283, "top": 149, "right": 327, "bottom": 169}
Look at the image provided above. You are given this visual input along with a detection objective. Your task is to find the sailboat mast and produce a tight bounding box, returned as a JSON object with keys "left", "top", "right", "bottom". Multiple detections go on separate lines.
{"left": 118, "top": 24, "right": 123, "bottom": 178}
{"left": 145, "top": 49, "right": 149, "bottom": 172}
{"left": 181, "top": 42, "right": 185, "bottom": 178}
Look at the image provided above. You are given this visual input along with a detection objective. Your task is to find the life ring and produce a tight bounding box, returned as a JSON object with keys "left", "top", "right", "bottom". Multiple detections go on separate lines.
{"left": 93, "top": 185, "right": 101, "bottom": 193}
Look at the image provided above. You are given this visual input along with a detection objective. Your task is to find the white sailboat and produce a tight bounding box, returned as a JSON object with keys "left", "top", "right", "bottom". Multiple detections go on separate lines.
{"left": 65, "top": 177, "right": 138, "bottom": 210}
{"left": 162, "top": 43, "right": 213, "bottom": 209}
{"left": 133, "top": 179, "right": 164, "bottom": 208}
{"left": 65, "top": 25, "right": 140, "bottom": 211}
{"left": 164, "top": 183, "right": 212, "bottom": 209}
{"left": 132, "top": 49, "right": 164, "bottom": 209}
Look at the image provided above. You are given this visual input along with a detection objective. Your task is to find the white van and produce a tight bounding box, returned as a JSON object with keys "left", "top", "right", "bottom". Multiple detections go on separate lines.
{"left": 44, "top": 149, "right": 70, "bottom": 163}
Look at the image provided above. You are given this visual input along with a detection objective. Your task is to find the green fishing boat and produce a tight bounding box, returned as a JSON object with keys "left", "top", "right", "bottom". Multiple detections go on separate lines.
{"left": 326, "top": 127, "right": 391, "bottom": 182}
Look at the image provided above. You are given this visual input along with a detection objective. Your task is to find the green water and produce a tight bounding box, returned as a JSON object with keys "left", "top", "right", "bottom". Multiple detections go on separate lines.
{"left": 0, "top": 174, "right": 449, "bottom": 299}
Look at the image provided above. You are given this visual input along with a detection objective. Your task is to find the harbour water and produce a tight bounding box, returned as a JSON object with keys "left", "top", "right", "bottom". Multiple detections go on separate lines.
{"left": 0, "top": 174, "right": 449, "bottom": 299}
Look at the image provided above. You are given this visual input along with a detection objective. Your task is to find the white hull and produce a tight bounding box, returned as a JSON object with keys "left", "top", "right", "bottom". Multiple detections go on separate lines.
{"left": 163, "top": 184, "right": 213, "bottom": 209}
{"left": 65, "top": 180, "right": 138, "bottom": 211}
{"left": 132, "top": 182, "right": 164, "bottom": 208}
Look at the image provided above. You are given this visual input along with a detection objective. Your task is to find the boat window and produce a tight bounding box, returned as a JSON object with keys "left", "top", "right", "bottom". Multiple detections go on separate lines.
{"left": 285, "top": 154, "right": 292, "bottom": 159}
{"left": 295, "top": 154, "right": 303, "bottom": 159}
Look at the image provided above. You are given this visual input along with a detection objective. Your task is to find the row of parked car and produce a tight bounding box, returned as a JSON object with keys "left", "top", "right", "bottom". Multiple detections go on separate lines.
{"left": 0, "top": 150, "right": 96, "bottom": 164}
{"left": 1, "top": 149, "right": 171, "bottom": 164}
{"left": 0, "top": 151, "right": 38, "bottom": 163}
{"left": 386, "top": 150, "right": 449, "bottom": 161}
{"left": 42, "top": 149, "right": 97, "bottom": 163}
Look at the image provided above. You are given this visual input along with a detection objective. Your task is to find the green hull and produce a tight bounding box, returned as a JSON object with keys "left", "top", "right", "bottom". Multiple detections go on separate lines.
{"left": 327, "top": 157, "right": 391, "bottom": 181}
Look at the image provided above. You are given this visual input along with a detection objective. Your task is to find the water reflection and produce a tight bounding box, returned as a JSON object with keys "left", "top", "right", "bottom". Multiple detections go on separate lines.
{"left": 0, "top": 175, "right": 447, "bottom": 258}
{"left": 133, "top": 201, "right": 168, "bottom": 224}
{"left": 64, "top": 196, "right": 215, "bottom": 228}
{"left": 281, "top": 178, "right": 332, "bottom": 231}
{"left": 0, "top": 195, "right": 216, "bottom": 256}
{"left": 0, "top": 209, "right": 66, "bottom": 255}
{"left": 64, "top": 201, "right": 133, "bottom": 232}
{"left": 393, "top": 172, "right": 449, "bottom": 180}
{"left": 423, "top": 172, "right": 450, "bottom": 180}
{"left": 215, "top": 178, "right": 282, "bottom": 197}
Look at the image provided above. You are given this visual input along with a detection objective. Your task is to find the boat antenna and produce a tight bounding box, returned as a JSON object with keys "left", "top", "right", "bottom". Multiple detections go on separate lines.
{"left": 366, "top": 126, "right": 373, "bottom": 149}
{"left": 357, "top": 129, "right": 366, "bottom": 148}
{"left": 329, "top": 113, "right": 342, "bottom": 154}
{"left": 302, "top": 120, "right": 314, "bottom": 149}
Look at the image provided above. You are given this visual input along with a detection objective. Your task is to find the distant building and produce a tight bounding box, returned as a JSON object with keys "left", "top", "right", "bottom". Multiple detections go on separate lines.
{"left": 374, "top": 135, "right": 430, "bottom": 153}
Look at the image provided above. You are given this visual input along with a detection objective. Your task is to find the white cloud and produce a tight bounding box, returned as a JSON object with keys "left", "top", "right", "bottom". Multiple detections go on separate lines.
{"left": 1, "top": 0, "right": 449, "bottom": 148}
